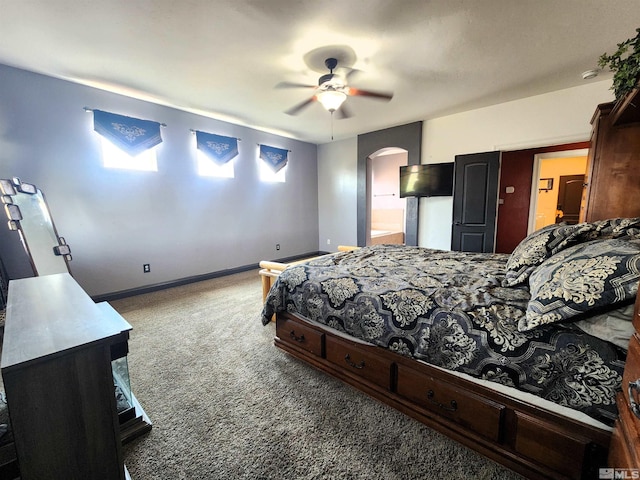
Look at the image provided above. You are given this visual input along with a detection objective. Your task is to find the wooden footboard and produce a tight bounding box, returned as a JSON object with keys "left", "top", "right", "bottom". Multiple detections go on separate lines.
{"left": 273, "top": 311, "right": 610, "bottom": 480}
{"left": 259, "top": 246, "right": 359, "bottom": 303}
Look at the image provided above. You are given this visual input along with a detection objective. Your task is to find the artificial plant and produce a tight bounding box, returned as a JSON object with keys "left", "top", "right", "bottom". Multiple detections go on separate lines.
{"left": 598, "top": 27, "right": 640, "bottom": 100}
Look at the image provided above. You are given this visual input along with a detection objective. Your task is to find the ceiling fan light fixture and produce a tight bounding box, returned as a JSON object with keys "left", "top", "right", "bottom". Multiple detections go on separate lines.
{"left": 317, "top": 89, "right": 347, "bottom": 112}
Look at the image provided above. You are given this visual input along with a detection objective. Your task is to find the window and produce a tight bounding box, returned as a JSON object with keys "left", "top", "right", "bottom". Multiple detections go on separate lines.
{"left": 91, "top": 109, "right": 163, "bottom": 171}
{"left": 193, "top": 130, "right": 238, "bottom": 178}
{"left": 258, "top": 158, "right": 286, "bottom": 183}
{"left": 258, "top": 144, "right": 288, "bottom": 183}
{"left": 101, "top": 137, "right": 158, "bottom": 171}
{"left": 197, "top": 149, "right": 234, "bottom": 178}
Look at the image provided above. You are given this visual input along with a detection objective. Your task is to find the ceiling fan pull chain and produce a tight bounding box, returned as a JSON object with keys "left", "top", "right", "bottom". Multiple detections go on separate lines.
{"left": 331, "top": 112, "right": 334, "bottom": 141}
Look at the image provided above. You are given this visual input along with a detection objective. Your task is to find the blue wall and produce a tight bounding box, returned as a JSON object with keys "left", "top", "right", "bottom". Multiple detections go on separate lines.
{"left": 0, "top": 64, "right": 319, "bottom": 296}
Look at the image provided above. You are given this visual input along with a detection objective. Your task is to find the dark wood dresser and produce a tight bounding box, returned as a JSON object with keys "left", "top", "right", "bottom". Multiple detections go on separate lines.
{"left": 1, "top": 273, "right": 137, "bottom": 480}
{"left": 590, "top": 82, "right": 640, "bottom": 471}
{"left": 608, "top": 291, "right": 640, "bottom": 470}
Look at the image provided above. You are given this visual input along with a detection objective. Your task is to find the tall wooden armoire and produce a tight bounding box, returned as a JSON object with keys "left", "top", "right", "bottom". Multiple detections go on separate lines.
{"left": 581, "top": 86, "right": 640, "bottom": 222}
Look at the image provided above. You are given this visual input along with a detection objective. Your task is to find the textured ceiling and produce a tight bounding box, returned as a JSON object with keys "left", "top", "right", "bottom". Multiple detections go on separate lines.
{"left": 0, "top": 0, "right": 638, "bottom": 144}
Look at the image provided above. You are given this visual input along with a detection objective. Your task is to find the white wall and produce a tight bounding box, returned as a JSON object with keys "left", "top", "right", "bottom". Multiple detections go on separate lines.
{"left": 420, "top": 80, "right": 614, "bottom": 249}
{"left": 0, "top": 64, "right": 319, "bottom": 296}
{"left": 318, "top": 80, "right": 615, "bottom": 252}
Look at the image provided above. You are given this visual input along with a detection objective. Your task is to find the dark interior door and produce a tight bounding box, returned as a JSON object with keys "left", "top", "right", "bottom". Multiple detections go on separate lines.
{"left": 555, "top": 174, "right": 585, "bottom": 224}
{"left": 451, "top": 151, "right": 501, "bottom": 252}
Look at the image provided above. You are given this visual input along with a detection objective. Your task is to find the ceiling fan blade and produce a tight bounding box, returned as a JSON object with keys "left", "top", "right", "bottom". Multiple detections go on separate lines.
{"left": 334, "top": 103, "right": 353, "bottom": 120}
{"left": 275, "top": 81, "right": 316, "bottom": 89}
{"left": 284, "top": 96, "right": 317, "bottom": 115}
{"left": 348, "top": 87, "right": 393, "bottom": 101}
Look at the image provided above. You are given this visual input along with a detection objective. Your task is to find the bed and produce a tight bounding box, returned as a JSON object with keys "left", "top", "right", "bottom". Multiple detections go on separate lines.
{"left": 261, "top": 218, "right": 640, "bottom": 479}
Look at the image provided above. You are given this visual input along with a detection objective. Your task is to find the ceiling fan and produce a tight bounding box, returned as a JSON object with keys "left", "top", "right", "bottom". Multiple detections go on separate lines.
{"left": 276, "top": 57, "right": 394, "bottom": 118}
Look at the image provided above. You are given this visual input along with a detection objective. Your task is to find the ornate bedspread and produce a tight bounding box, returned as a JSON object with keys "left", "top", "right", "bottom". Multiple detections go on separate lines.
{"left": 261, "top": 244, "right": 626, "bottom": 426}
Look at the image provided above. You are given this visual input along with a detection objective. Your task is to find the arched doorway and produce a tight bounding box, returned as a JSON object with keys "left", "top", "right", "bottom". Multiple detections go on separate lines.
{"left": 357, "top": 122, "right": 422, "bottom": 246}
{"left": 367, "top": 148, "right": 408, "bottom": 245}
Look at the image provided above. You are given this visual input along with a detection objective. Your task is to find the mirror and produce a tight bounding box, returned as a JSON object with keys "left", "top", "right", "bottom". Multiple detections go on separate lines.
{"left": 0, "top": 178, "right": 71, "bottom": 278}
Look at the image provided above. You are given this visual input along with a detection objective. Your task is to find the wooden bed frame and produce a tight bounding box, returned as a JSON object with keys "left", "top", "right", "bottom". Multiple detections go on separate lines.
{"left": 259, "top": 246, "right": 357, "bottom": 304}
{"left": 259, "top": 247, "right": 638, "bottom": 479}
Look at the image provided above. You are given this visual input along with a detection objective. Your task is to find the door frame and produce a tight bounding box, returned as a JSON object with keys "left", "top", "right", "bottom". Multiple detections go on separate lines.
{"left": 357, "top": 122, "right": 422, "bottom": 246}
{"left": 367, "top": 148, "right": 408, "bottom": 245}
{"left": 527, "top": 148, "right": 588, "bottom": 234}
{"left": 451, "top": 151, "right": 501, "bottom": 252}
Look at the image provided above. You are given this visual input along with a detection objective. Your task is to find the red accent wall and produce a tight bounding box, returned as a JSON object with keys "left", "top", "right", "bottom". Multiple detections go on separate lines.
{"left": 495, "top": 142, "right": 590, "bottom": 254}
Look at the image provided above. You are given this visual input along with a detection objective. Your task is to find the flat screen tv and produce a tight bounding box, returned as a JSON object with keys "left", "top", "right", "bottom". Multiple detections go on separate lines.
{"left": 399, "top": 163, "right": 454, "bottom": 198}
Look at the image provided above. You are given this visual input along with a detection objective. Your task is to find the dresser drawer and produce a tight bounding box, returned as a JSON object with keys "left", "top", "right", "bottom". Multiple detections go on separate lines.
{"left": 615, "top": 331, "right": 640, "bottom": 470}
{"left": 609, "top": 419, "right": 635, "bottom": 471}
{"left": 276, "top": 315, "right": 324, "bottom": 357}
{"left": 325, "top": 336, "right": 393, "bottom": 389}
{"left": 396, "top": 364, "right": 505, "bottom": 442}
{"left": 513, "top": 412, "right": 593, "bottom": 479}
{"left": 609, "top": 393, "right": 640, "bottom": 469}
{"left": 623, "top": 334, "right": 640, "bottom": 425}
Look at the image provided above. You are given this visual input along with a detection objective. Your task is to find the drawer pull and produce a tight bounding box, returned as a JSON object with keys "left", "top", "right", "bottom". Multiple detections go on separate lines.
{"left": 344, "top": 354, "right": 365, "bottom": 369}
{"left": 289, "top": 331, "right": 305, "bottom": 343}
{"left": 628, "top": 380, "right": 640, "bottom": 419}
{"left": 427, "top": 390, "right": 458, "bottom": 412}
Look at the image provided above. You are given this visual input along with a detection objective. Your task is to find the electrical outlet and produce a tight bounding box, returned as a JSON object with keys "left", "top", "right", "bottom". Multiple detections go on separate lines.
{"left": 276, "top": 244, "right": 280, "bottom": 251}
{"left": 143, "top": 264, "right": 150, "bottom": 273}
{"left": 327, "top": 239, "right": 331, "bottom": 245}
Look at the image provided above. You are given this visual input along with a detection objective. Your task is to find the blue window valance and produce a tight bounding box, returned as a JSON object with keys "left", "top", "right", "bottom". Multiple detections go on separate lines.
{"left": 93, "top": 109, "right": 162, "bottom": 156}
{"left": 259, "top": 144, "right": 289, "bottom": 172}
{"left": 195, "top": 131, "right": 239, "bottom": 165}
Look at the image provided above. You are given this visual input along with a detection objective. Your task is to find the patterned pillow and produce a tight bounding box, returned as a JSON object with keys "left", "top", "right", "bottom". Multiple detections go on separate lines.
{"left": 520, "top": 237, "right": 640, "bottom": 332}
{"left": 502, "top": 222, "right": 594, "bottom": 287}
{"left": 578, "top": 217, "right": 640, "bottom": 242}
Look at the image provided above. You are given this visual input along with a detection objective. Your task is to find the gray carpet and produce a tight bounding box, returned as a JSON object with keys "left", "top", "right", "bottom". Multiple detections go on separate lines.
{"left": 113, "top": 270, "right": 523, "bottom": 480}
